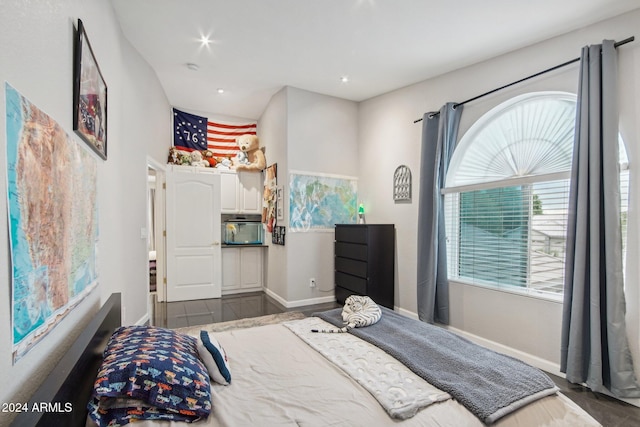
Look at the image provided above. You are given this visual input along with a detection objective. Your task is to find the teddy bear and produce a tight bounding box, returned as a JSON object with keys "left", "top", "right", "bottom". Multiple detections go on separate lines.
{"left": 190, "top": 150, "right": 209, "bottom": 167}
{"left": 232, "top": 134, "right": 266, "bottom": 171}
{"left": 168, "top": 147, "right": 192, "bottom": 165}
{"left": 167, "top": 147, "right": 188, "bottom": 165}
{"left": 201, "top": 149, "right": 218, "bottom": 167}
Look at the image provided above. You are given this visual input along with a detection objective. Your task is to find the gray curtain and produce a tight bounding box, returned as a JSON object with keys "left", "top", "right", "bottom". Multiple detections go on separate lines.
{"left": 561, "top": 40, "right": 640, "bottom": 397}
{"left": 417, "top": 103, "right": 463, "bottom": 324}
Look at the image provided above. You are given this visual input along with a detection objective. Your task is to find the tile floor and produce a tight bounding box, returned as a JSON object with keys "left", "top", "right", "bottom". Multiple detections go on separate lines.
{"left": 152, "top": 291, "right": 340, "bottom": 329}
{"left": 153, "top": 291, "right": 640, "bottom": 426}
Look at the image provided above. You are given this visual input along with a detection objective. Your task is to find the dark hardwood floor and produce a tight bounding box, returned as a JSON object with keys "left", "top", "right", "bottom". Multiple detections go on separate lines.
{"left": 153, "top": 291, "right": 640, "bottom": 426}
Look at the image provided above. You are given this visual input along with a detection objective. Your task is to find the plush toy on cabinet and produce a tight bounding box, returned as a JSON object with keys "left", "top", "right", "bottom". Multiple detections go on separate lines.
{"left": 215, "top": 158, "right": 233, "bottom": 170}
{"left": 190, "top": 150, "right": 210, "bottom": 167}
{"left": 234, "top": 150, "right": 250, "bottom": 166}
{"left": 168, "top": 147, "right": 193, "bottom": 165}
{"left": 201, "top": 149, "right": 218, "bottom": 167}
{"left": 232, "top": 134, "right": 266, "bottom": 172}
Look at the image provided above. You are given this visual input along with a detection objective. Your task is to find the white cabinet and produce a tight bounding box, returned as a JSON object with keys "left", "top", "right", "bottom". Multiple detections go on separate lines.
{"left": 220, "top": 170, "right": 262, "bottom": 214}
{"left": 221, "top": 247, "right": 264, "bottom": 294}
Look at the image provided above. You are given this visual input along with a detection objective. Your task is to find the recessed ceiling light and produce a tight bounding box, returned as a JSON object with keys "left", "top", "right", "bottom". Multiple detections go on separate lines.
{"left": 199, "top": 35, "right": 211, "bottom": 46}
{"left": 340, "top": 75, "right": 349, "bottom": 83}
{"left": 186, "top": 63, "right": 199, "bottom": 71}
{"left": 217, "top": 88, "right": 225, "bottom": 94}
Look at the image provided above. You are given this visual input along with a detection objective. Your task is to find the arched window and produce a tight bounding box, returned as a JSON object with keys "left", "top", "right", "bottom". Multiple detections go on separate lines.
{"left": 444, "top": 92, "right": 629, "bottom": 298}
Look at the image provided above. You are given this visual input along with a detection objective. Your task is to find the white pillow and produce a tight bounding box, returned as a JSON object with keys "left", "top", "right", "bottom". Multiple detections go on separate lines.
{"left": 198, "top": 331, "right": 231, "bottom": 385}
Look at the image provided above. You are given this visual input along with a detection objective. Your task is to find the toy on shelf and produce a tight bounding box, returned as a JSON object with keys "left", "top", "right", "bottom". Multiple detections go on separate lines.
{"left": 168, "top": 147, "right": 235, "bottom": 169}
{"left": 232, "top": 134, "right": 265, "bottom": 172}
{"left": 190, "top": 150, "right": 209, "bottom": 167}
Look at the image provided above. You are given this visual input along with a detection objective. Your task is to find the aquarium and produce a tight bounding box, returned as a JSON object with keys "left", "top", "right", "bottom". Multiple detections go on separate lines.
{"left": 223, "top": 217, "right": 263, "bottom": 245}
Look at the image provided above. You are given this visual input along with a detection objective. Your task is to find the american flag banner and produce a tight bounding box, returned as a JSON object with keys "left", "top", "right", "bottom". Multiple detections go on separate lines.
{"left": 173, "top": 108, "right": 208, "bottom": 151}
{"left": 207, "top": 120, "right": 257, "bottom": 158}
{"left": 172, "top": 108, "right": 257, "bottom": 158}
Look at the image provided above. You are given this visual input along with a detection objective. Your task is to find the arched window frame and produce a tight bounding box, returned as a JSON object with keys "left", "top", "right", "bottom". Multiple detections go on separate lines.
{"left": 443, "top": 91, "right": 629, "bottom": 299}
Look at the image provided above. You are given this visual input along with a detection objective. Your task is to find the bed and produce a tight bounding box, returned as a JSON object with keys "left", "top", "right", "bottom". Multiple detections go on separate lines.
{"left": 13, "top": 293, "right": 601, "bottom": 426}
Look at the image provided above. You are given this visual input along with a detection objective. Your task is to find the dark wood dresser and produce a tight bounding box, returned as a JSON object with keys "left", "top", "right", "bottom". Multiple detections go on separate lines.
{"left": 334, "top": 224, "right": 395, "bottom": 309}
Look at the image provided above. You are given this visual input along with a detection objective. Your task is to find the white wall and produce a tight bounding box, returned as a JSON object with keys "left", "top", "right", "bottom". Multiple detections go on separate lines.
{"left": 0, "top": 1, "right": 170, "bottom": 422}
{"left": 259, "top": 86, "right": 359, "bottom": 306}
{"left": 258, "top": 88, "right": 289, "bottom": 299}
{"left": 358, "top": 9, "right": 640, "bottom": 385}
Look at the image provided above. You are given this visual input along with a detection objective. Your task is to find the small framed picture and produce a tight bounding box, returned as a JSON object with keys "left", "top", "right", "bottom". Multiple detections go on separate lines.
{"left": 276, "top": 185, "right": 284, "bottom": 220}
{"left": 272, "top": 226, "right": 286, "bottom": 245}
{"left": 73, "top": 19, "right": 108, "bottom": 160}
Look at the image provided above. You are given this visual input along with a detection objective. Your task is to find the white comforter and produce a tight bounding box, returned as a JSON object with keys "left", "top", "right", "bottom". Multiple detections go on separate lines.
{"left": 113, "top": 321, "right": 601, "bottom": 427}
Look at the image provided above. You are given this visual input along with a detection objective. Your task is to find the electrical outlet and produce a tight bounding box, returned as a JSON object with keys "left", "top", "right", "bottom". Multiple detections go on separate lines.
{"left": 309, "top": 278, "right": 316, "bottom": 288}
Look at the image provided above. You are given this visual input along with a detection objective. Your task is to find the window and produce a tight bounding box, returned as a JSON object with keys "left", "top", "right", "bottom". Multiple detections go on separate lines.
{"left": 444, "top": 92, "right": 629, "bottom": 299}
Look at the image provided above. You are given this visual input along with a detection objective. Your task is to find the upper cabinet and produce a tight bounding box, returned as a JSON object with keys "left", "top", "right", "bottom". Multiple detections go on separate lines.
{"left": 220, "top": 170, "right": 262, "bottom": 214}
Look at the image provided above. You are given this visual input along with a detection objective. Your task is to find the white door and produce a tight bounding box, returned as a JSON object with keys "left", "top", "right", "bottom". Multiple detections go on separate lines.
{"left": 166, "top": 170, "right": 221, "bottom": 301}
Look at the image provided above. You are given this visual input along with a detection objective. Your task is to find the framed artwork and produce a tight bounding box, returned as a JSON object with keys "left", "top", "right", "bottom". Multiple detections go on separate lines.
{"left": 289, "top": 171, "right": 357, "bottom": 232}
{"left": 263, "top": 163, "right": 277, "bottom": 232}
{"left": 73, "top": 19, "right": 108, "bottom": 160}
{"left": 272, "top": 226, "right": 286, "bottom": 245}
{"left": 276, "top": 185, "right": 284, "bottom": 221}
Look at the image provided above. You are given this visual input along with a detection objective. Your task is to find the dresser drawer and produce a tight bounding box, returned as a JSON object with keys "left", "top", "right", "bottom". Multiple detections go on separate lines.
{"left": 335, "top": 271, "right": 367, "bottom": 294}
{"left": 335, "top": 256, "right": 367, "bottom": 278}
{"left": 335, "top": 241, "right": 367, "bottom": 261}
{"left": 335, "top": 226, "right": 367, "bottom": 244}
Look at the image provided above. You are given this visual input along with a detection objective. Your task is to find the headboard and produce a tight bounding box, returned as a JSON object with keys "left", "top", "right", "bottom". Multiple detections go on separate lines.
{"left": 11, "top": 293, "right": 122, "bottom": 427}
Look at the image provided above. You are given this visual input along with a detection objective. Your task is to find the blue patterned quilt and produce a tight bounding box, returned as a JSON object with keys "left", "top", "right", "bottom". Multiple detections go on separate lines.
{"left": 88, "top": 326, "right": 211, "bottom": 426}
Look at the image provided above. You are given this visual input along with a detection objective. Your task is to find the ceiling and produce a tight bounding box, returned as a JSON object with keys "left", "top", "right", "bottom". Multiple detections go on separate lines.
{"left": 111, "top": 0, "right": 639, "bottom": 120}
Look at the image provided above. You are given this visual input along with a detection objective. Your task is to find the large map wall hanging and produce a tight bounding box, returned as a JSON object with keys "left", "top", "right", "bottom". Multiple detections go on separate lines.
{"left": 289, "top": 171, "right": 357, "bottom": 232}
{"left": 5, "top": 83, "right": 99, "bottom": 362}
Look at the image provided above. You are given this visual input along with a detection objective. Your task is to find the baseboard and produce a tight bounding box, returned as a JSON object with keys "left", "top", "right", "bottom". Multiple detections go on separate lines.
{"left": 264, "top": 288, "right": 336, "bottom": 309}
{"left": 396, "top": 306, "right": 419, "bottom": 320}
{"left": 222, "top": 286, "right": 264, "bottom": 296}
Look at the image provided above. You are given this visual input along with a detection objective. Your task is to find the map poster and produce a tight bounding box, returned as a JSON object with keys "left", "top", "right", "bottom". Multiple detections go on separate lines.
{"left": 5, "top": 83, "right": 99, "bottom": 363}
{"left": 289, "top": 171, "right": 357, "bottom": 232}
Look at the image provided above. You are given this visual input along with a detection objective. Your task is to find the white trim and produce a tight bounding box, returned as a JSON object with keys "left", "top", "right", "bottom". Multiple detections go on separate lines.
{"left": 264, "top": 288, "right": 336, "bottom": 308}
{"left": 289, "top": 170, "right": 358, "bottom": 181}
{"left": 222, "top": 287, "right": 265, "bottom": 296}
{"left": 442, "top": 171, "right": 570, "bottom": 194}
{"left": 147, "top": 156, "right": 167, "bottom": 172}
{"left": 135, "top": 312, "right": 150, "bottom": 326}
{"left": 396, "top": 306, "right": 419, "bottom": 320}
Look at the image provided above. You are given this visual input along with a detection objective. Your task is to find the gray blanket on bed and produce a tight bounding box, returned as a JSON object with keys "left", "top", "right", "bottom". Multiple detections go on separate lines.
{"left": 315, "top": 307, "right": 558, "bottom": 424}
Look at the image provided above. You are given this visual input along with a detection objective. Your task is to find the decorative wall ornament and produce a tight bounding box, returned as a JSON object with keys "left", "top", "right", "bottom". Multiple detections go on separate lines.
{"left": 393, "top": 165, "right": 412, "bottom": 202}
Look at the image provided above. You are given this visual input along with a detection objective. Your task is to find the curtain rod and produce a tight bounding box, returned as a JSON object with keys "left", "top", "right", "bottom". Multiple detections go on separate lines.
{"left": 414, "top": 36, "right": 635, "bottom": 123}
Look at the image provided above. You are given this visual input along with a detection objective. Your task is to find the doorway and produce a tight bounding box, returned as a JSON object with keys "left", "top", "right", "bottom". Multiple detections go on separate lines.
{"left": 147, "top": 159, "right": 167, "bottom": 305}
